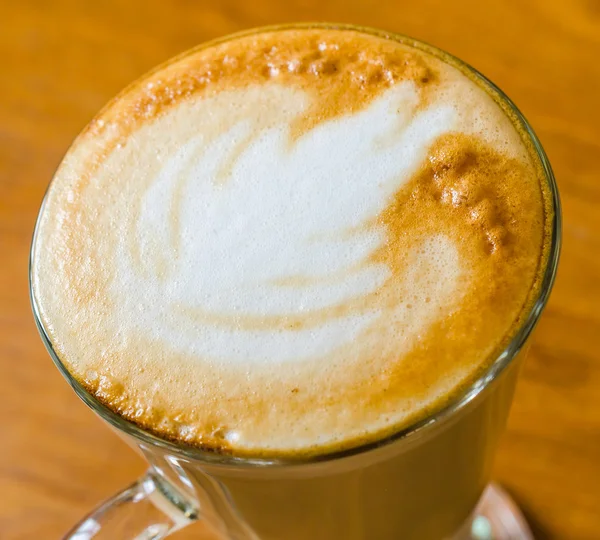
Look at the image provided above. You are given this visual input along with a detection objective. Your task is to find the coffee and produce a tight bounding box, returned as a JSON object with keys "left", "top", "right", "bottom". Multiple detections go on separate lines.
{"left": 31, "top": 27, "right": 550, "bottom": 457}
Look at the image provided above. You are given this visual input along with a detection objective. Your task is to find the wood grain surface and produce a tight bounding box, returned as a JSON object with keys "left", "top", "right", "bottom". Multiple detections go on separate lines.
{"left": 1, "top": 1, "right": 599, "bottom": 538}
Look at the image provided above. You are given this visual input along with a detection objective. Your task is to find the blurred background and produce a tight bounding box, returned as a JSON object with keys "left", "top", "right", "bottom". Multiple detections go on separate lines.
{"left": 2, "top": 1, "right": 599, "bottom": 538}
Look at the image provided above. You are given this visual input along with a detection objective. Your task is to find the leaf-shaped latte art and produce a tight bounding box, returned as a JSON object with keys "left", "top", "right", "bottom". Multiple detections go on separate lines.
{"left": 120, "top": 83, "right": 463, "bottom": 364}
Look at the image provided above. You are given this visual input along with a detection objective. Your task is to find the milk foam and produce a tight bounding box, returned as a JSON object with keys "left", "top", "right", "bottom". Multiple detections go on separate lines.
{"left": 31, "top": 27, "right": 548, "bottom": 455}
{"left": 117, "top": 83, "right": 461, "bottom": 364}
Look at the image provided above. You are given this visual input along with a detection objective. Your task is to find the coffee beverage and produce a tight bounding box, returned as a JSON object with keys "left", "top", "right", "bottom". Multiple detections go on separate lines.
{"left": 31, "top": 27, "right": 551, "bottom": 458}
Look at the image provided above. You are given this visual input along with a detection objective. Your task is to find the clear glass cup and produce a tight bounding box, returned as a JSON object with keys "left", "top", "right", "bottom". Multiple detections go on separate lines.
{"left": 29, "top": 23, "right": 561, "bottom": 540}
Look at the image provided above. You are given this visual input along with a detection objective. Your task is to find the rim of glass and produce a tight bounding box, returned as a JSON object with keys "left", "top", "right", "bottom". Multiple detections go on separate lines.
{"left": 29, "top": 22, "right": 562, "bottom": 468}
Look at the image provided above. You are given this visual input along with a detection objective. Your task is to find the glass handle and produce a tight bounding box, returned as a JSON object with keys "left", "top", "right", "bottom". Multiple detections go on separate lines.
{"left": 64, "top": 470, "right": 199, "bottom": 539}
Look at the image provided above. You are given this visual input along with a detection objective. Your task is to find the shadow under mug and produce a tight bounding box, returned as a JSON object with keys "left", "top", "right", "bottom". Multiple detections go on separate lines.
{"left": 30, "top": 23, "right": 561, "bottom": 540}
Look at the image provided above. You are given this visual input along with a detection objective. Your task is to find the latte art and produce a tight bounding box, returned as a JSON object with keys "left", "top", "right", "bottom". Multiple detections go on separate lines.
{"left": 32, "top": 27, "right": 550, "bottom": 456}
{"left": 121, "top": 84, "right": 461, "bottom": 364}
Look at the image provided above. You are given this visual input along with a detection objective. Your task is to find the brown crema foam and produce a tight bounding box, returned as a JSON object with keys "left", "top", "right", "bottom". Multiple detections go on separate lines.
{"left": 32, "top": 27, "right": 552, "bottom": 457}
{"left": 87, "top": 28, "right": 436, "bottom": 142}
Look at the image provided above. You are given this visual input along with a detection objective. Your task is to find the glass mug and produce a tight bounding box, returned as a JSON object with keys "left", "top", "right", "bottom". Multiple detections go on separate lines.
{"left": 30, "top": 24, "right": 561, "bottom": 540}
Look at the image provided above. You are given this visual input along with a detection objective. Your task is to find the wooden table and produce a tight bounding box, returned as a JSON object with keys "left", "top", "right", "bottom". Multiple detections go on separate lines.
{"left": 2, "top": 1, "right": 599, "bottom": 538}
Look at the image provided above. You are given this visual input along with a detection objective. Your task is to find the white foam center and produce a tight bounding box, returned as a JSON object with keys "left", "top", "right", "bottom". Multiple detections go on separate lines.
{"left": 108, "top": 83, "right": 463, "bottom": 364}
